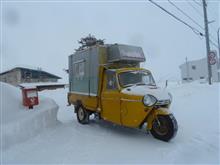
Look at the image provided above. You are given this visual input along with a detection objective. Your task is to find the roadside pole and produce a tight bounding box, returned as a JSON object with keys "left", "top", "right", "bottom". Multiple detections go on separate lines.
{"left": 217, "top": 28, "right": 220, "bottom": 82}
{"left": 202, "top": 0, "right": 212, "bottom": 85}
{"left": 186, "top": 57, "right": 190, "bottom": 82}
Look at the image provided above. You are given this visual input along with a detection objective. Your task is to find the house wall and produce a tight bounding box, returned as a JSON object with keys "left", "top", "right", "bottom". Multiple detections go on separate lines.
{"left": 20, "top": 78, "right": 58, "bottom": 84}
{"left": 0, "top": 68, "right": 59, "bottom": 86}
{"left": 0, "top": 69, "right": 22, "bottom": 86}
{"left": 179, "top": 58, "right": 220, "bottom": 83}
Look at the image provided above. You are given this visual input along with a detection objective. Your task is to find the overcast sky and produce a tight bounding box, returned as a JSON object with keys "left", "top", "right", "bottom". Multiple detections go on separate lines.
{"left": 1, "top": 0, "right": 219, "bottom": 82}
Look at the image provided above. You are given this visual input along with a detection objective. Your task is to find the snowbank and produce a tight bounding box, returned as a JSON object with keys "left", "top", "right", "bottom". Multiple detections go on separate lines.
{"left": 2, "top": 82, "right": 220, "bottom": 164}
{"left": 0, "top": 82, "right": 59, "bottom": 150}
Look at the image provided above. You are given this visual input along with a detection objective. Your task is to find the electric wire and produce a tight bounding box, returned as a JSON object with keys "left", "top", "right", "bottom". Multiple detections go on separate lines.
{"left": 148, "top": 0, "right": 203, "bottom": 36}
{"left": 209, "top": 39, "right": 218, "bottom": 49}
{"left": 210, "top": 33, "right": 218, "bottom": 43}
{"left": 170, "top": 0, "right": 218, "bottom": 48}
{"left": 148, "top": 0, "right": 218, "bottom": 49}
{"left": 187, "top": 1, "right": 204, "bottom": 18}
{"left": 206, "top": 0, "right": 219, "bottom": 18}
{"left": 192, "top": 0, "right": 202, "bottom": 7}
{"left": 167, "top": 0, "right": 204, "bottom": 30}
{"left": 191, "top": 0, "right": 218, "bottom": 33}
{"left": 169, "top": 0, "right": 218, "bottom": 45}
{"left": 188, "top": 0, "right": 218, "bottom": 37}
{"left": 169, "top": 0, "right": 218, "bottom": 46}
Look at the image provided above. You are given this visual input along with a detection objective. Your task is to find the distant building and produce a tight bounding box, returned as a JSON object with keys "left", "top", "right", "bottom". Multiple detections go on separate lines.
{"left": 179, "top": 57, "right": 220, "bottom": 83}
{"left": 0, "top": 67, "right": 61, "bottom": 86}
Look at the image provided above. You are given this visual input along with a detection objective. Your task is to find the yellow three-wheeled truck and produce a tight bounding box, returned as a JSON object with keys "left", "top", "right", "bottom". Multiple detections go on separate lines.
{"left": 68, "top": 40, "right": 178, "bottom": 142}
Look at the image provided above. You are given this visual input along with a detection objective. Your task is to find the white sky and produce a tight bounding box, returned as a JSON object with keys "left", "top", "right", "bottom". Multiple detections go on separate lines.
{"left": 1, "top": 0, "right": 219, "bottom": 82}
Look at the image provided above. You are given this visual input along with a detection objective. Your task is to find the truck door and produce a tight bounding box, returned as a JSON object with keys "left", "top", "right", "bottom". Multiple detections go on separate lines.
{"left": 101, "top": 70, "right": 121, "bottom": 125}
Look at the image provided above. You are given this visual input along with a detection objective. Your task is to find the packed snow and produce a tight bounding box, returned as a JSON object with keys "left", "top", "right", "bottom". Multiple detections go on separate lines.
{"left": 121, "top": 85, "right": 170, "bottom": 100}
{"left": 1, "top": 81, "right": 220, "bottom": 164}
{"left": 0, "top": 82, "right": 59, "bottom": 150}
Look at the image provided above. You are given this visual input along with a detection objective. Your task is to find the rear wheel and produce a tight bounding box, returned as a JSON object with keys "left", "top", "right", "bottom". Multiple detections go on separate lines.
{"left": 76, "top": 105, "right": 89, "bottom": 124}
{"left": 150, "top": 114, "right": 178, "bottom": 142}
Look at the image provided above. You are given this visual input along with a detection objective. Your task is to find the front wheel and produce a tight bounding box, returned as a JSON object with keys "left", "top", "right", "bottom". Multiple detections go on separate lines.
{"left": 150, "top": 114, "right": 178, "bottom": 142}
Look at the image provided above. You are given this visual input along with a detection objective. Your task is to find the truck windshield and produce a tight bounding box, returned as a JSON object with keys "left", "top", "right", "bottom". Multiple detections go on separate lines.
{"left": 118, "top": 70, "right": 156, "bottom": 88}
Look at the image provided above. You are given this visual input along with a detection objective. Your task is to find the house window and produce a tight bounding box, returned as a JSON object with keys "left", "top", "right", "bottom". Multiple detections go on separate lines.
{"left": 192, "top": 65, "right": 196, "bottom": 70}
{"left": 25, "top": 71, "right": 32, "bottom": 79}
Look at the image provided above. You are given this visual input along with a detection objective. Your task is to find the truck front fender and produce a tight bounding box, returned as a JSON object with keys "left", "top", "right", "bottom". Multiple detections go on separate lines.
{"left": 146, "top": 108, "right": 172, "bottom": 130}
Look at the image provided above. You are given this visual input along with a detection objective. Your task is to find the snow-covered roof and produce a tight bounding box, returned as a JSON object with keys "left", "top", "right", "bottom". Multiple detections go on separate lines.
{"left": 0, "top": 65, "right": 61, "bottom": 79}
{"left": 1, "top": 65, "right": 41, "bottom": 73}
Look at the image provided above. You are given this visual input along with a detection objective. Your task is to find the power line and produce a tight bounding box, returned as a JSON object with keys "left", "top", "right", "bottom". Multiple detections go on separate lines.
{"left": 148, "top": 0, "right": 203, "bottom": 36}
{"left": 169, "top": 0, "right": 218, "bottom": 41}
{"left": 168, "top": 0, "right": 218, "bottom": 47}
{"left": 187, "top": 1, "right": 204, "bottom": 18}
{"left": 206, "top": 0, "right": 219, "bottom": 18}
{"left": 210, "top": 33, "right": 218, "bottom": 43}
{"left": 209, "top": 38, "right": 218, "bottom": 49}
{"left": 167, "top": 0, "right": 204, "bottom": 30}
{"left": 148, "top": 0, "right": 218, "bottom": 49}
{"left": 210, "top": 23, "right": 218, "bottom": 33}
{"left": 189, "top": 1, "right": 218, "bottom": 44}
{"left": 192, "top": 0, "right": 202, "bottom": 7}
{"left": 187, "top": 0, "right": 218, "bottom": 39}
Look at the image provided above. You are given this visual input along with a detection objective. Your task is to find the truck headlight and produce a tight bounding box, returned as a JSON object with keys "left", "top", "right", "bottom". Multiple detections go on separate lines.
{"left": 168, "top": 92, "right": 173, "bottom": 102}
{"left": 143, "top": 94, "right": 157, "bottom": 106}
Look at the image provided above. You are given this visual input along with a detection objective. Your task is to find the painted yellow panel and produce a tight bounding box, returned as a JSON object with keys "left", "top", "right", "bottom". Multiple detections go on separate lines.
{"left": 101, "top": 91, "right": 121, "bottom": 125}
{"left": 100, "top": 72, "right": 121, "bottom": 125}
{"left": 68, "top": 92, "right": 98, "bottom": 111}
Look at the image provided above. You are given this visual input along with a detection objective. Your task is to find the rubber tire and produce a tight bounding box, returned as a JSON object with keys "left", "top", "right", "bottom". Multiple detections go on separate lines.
{"left": 150, "top": 114, "right": 178, "bottom": 142}
{"left": 76, "top": 105, "right": 89, "bottom": 124}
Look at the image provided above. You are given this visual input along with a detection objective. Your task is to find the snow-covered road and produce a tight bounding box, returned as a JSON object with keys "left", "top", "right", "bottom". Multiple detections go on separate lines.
{"left": 2, "top": 82, "right": 220, "bottom": 164}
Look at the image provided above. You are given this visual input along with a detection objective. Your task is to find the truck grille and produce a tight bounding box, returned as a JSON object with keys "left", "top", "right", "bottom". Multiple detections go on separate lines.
{"left": 156, "top": 99, "right": 170, "bottom": 105}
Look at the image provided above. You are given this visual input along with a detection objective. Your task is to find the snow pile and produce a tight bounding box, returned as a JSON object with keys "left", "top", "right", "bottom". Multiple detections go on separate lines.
{"left": 2, "top": 82, "right": 220, "bottom": 164}
{"left": 38, "top": 88, "right": 73, "bottom": 123}
{"left": 0, "top": 82, "right": 59, "bottom": 150}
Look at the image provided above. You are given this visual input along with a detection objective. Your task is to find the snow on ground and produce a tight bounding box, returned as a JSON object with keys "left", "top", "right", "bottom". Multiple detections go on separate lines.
{"left": 1, "top": 82, "right": 220, "bottom": 164}
{"left": 0, "top": 82, "right": 59, "bottom": 150}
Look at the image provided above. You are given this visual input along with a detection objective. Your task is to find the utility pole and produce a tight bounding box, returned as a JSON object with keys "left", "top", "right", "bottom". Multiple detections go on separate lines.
{"left": 217, "top": 28, "right": 220, "bottom": 82}
{"left": 186, "top": 57, "right": 190, "bottom": 82}
{"left": 202, "top": 0, "right": 212, "bottom": 85}
{"left": 218, "top": 28, "right": 220, "bottom": 58}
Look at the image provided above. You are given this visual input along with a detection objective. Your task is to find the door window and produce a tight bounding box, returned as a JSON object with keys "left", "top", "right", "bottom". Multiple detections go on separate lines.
{"left": 106, "top": 71, "right": 117, "bottom": 90}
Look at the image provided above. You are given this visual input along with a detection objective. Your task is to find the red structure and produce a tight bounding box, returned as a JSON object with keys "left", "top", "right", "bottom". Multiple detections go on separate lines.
{"left": 22, "top": 88, "right": 39, "bottom": 109}
{"left": 20, "top": 82, "right": 66, "bottom": 110}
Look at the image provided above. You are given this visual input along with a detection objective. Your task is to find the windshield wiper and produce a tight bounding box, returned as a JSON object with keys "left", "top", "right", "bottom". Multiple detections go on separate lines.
{"left": 148, "top": 83, "right": 156, "bottom": 86}
{"left": 123, "top": 83, "right": 136, "bottom": 88}
{"left": 136, "top": 83, "right": 157, "bottom": 86}
{"left": 123, "top": 83, "right": 156, "bottom": 88}
{"left": 135, "top": 83, "right": 147, "bottom": 86}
